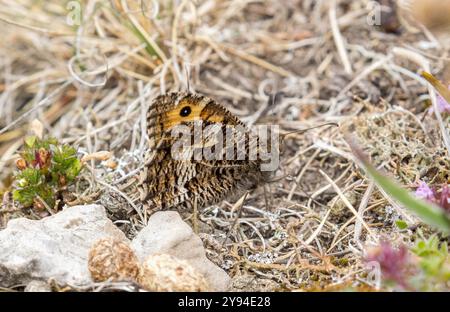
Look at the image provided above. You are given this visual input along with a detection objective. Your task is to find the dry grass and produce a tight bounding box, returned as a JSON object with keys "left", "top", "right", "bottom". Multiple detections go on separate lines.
{"left": 0, "top": 0, "right": 449, "bottom": 291}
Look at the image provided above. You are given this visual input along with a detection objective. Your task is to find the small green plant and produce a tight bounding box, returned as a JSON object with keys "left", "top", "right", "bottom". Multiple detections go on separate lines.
{"left": 411, "top": 235, "right": 450, "bottom": 290}
{"left": 395, "top": 219, "right": 408, "bottom": 230}
{"left": 12, "top": 136, "right": 82, "bottom": 210}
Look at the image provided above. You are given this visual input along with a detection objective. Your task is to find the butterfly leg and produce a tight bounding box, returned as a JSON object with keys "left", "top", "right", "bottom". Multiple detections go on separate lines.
{"left": 263, "top": 184, "right": 272, "bottom": 211}
{"left": 192, "top": 195, "right": 199, "bottom": 234}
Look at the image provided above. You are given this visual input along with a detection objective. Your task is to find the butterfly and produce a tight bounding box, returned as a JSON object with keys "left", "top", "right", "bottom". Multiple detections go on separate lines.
{"left": 136, "top": 92, "right": 276, "bottom": 213}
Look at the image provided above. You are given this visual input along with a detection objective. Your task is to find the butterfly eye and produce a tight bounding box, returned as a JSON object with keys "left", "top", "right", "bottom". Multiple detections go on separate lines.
{"left": 179, "top": 106, "right": 191, "bottom": 117}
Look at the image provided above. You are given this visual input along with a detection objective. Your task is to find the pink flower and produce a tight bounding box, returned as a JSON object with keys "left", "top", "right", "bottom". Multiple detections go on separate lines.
{"left": 437, "top": 94, "right": 450, "bottom": 113}
{"left": 365, "top": 241, "right": 412, "bottom": 289}
{"left": 415, "top": 181, "right": 436, "bottom": 201}
{"left": 436, "top": 185, "right": 450, "bottom": 213}
{"left": 414, "top": 181, "right": 450, "bottom": 214}
{"left": 430, "top": 85, "right": 450, "bottom": 114}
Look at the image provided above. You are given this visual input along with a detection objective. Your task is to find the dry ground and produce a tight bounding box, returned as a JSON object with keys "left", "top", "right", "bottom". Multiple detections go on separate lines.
{"left": 0, "top": 0, "right": 449, "bottom": 291}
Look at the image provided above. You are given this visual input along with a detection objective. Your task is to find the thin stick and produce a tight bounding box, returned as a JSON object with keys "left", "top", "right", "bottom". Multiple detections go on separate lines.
{"left": 221, "top": 192, "right": 249, "bottom": 249}
{"left": 304, "top": 209, "right": 331, "bottom": 245}
{"left": 354, "top": 182, "right": 374, "bottom": 242}
{"left": 221, "top": 45, "right": 293, "bottom": 77}
{"left": 0, "top": 80, "right": 73, "bottom": 135}
{"left": 329, "top": 0, "right": 352, "bottom": 75}
{"left": 319, "top": 169, "right": 376, "bottom": 241}
{"left": 0, "top": 15, "right": 71, "bottom": 36}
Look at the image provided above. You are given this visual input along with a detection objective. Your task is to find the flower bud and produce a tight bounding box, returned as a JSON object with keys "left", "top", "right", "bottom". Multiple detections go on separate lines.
{"left": 36, "top": 148, "right": 50, "bottom": 168}
{"left": 15, "top": 158, "right": 27, "bottom": 170}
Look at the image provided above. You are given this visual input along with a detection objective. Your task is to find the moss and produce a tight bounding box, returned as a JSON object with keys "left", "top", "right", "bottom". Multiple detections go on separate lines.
{"left": 341, "top": 108, "right": 450, "bottom": 185}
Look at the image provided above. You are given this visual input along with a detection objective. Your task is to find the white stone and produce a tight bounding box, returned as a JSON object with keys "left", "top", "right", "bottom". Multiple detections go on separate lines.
{"left": 131, "top": 211, "right": 231, "bottom": 291}
{"left": 0, "top": 205, "right": 127, "bottom": 288}
{"left": 24, "top": 280, "right": 52, "bottom": 292}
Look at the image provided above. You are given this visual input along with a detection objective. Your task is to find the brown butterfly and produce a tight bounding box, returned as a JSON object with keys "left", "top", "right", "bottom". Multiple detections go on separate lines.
{"left": 136, "top": 92, "right": 276, "bottom": 213}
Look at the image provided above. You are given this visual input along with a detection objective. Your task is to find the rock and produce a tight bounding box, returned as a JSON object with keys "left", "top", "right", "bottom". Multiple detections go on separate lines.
{"left": 0, "top": 205, "right": 128, "bottom": 288}
{"left": 139, "top": 254, "right": 209, "bottom": 292}
{"left": 88, "top": 238, "right": 140, "bottom": 282}
{"left": 24, "top": 280, "right": 52, "bottom": 292}
{"left": 131, "top": 211, "right": 231, "bottom": 291}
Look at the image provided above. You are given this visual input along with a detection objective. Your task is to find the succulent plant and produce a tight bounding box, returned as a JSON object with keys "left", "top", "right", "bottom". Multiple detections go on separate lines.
{"left": 12, "top": 136, "right": 82, "bottom": 210}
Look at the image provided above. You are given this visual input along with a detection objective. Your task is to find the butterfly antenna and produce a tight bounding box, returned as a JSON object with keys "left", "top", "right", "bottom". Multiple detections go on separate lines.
{"left": 280, "top": 122, "right": 339, "bottom": 140}
{"left": 263, "top": 184, "right": 272, "bottom": 211}
{"left": 184, "top": 64, "right": 191, "bottom": 93}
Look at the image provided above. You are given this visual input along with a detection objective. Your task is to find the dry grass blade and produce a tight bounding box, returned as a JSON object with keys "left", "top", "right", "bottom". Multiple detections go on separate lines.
{"left": 329, "top": 0, "right": 352, "bottom": 75}
{"left": 319, "top": 170, "right": 376, "bottom": 241}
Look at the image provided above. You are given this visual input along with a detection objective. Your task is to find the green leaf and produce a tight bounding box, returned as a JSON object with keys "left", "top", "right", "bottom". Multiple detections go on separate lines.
{"left": 66, "top": 158, "right": 82, "bottom": 181}
{"left": 396, "top": 220, "right": 408, "bottom": 230}
{"left": 417, "top": 240, "right": 426, "bottom": 250}
{"left": 17, "top": 168, "right": 42, "bottom": 185}
{"left": 24, "top": 136, "right": 36, "bottom": 148}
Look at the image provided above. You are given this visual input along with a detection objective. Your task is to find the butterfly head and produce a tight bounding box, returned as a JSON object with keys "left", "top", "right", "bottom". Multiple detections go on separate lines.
{"left": 160, "top": 96, "right": 227, "bottom": 131}
{"left": 147, "top": 92, "right": 244, "bottom": 138}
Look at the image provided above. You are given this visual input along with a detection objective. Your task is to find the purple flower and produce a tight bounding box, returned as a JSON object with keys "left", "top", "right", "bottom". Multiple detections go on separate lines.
{"left": 365, "top": 241, "right": 412, "bottom": 289}
{"left": 414, "top": 181, "right": 450, "bottom": 214}
{"left": 430, "top": 85, "right": 450, "bottom": 114}
{"left": 436, "top": 185, "right": 450, "bottom": 213}
{"left": 437, "top": 94, "right": 450, "bottom": 113}
{"left": 415, "top": 181, "right": 436, "bottom": 201}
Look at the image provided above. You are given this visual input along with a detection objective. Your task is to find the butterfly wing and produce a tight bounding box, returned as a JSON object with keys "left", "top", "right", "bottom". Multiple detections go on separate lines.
{"left": 138, "top": 92, "right": 265, "bottom": 212}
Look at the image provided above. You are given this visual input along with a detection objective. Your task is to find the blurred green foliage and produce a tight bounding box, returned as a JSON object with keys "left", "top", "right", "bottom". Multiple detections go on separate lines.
{"left": 411, "top": 235, "right": 450, "bottom": 291}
